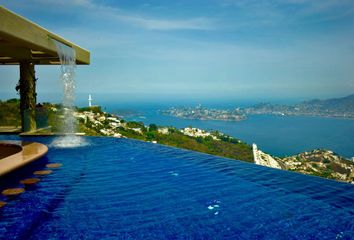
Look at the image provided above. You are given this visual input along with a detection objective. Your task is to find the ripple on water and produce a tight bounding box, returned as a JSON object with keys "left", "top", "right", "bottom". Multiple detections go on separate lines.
{"left": 0, "top": 136, "right": 353, "bottom": 240}
{"left": 51, "top": 136, "right": 89, "bottom": 148}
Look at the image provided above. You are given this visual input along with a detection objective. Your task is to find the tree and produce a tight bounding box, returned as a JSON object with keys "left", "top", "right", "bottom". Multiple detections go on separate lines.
{"left": 146, "top": 131, "right": 156, "bottom": 141}
{"left": 149, "top": 123, "right": 158, "bottom": 131}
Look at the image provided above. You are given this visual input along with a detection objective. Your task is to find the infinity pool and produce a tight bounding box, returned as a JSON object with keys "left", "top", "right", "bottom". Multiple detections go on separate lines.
{"left": 0, "top": 136, "right": 353, "bottom": 239}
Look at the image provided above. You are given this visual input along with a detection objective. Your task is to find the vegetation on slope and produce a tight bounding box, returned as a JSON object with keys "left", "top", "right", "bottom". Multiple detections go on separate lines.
{"left": 279, "top": 149, "right": 354, "bottom": 182}
{"left": 0, "top": 99, "right": 21, "bottom": 126}
{"left": 78, "top": 114, "right": 254, "bottom": 162}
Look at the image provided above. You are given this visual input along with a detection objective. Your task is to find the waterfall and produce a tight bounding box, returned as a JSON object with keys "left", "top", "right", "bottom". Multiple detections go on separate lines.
{"left": 53, "top": 40, "right": 77, "bottom": 134}
{"left": 51, "top": 39, "right": 87, "bottom": 148}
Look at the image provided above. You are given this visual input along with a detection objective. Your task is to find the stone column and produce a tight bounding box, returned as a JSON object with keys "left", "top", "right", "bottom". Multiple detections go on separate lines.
{"left": 18, "top": 61, "right": 37, "bottom": 132}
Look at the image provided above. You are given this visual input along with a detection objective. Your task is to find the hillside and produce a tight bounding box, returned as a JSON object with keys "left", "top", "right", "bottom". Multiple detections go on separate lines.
{"left": 76, "top": 109, "right": 254, "bottom": 163}
{"left": 0, "top": 99, "right": 21, "bottom": 127}
{"left": 279, "top": 149, "right": 354, "bottom": 183}
{"left": 300, "top": 94, "right": 354, "bottom": 115}
{"left": 245, "top": 94, "right": 354, "bottom": 118}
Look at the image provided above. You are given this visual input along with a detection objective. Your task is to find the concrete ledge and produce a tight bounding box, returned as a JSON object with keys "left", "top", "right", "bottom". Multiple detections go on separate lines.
{"left": 19, "top": 126, "right": 52, "bottom": 136}
{"left": 0, "top": 126, "right": 21, "bottom": 134}
{"left": 0, "top": 141, "right": 48, "bottom": 177}
{"left": 20, "top": 131, "right": 85, "bottom": 136}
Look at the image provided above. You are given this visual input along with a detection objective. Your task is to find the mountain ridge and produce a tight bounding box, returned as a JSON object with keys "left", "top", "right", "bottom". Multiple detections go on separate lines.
{"left": 245, "top": 94, "right": 354, "bottom": 118}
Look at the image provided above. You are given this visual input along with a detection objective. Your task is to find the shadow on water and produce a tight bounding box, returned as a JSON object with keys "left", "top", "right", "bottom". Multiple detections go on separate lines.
{"left": 0, "top": 156, "right": 49, "bottom": 191}
{"left": 0, "top": 153, "right": 89, "bottom": 240}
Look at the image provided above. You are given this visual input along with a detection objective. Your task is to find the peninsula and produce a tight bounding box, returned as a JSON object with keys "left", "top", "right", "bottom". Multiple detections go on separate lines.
{"left": 161, "top": 94, "right": 354, "bottom": 121}
{"left": 244, "top": 94, "right": 354, "bottom": 118}
{"left": 159, "top": 104, "right": 246, "bottom": 121}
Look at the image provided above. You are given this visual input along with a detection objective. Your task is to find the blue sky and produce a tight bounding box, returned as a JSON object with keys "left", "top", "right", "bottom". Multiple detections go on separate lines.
{"left": 1, "top": 0, "right": 354, "bottom": 103}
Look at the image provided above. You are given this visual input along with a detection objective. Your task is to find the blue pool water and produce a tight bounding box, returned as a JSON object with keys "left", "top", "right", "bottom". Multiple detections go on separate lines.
{"left": 0, "top": 136, "right": 353, "bottom": 239}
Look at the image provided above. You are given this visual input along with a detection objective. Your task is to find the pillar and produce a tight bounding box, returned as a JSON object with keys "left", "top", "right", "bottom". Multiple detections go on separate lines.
{"left": 18, "top": 61, "right": 37, "bottom": 132}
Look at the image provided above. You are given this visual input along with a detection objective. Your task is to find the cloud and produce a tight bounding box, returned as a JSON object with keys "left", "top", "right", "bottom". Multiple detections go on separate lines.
{"left": 219, "top": 0, "right": 354, "bottom": 26}
{"left": 114, "top": 15, "right": 215, "bottom": 31}
{"left": 29, "top": 0, "right": 216, "bottom": 31}
{"left": 95, "top": 4, "right": 216, "bottom": 31}
{"left": 32, "top": 0, "right": 94, "bottom": 8}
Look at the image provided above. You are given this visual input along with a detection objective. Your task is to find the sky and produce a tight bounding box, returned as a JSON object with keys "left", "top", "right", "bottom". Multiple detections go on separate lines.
{"left": 1, "top": 0, "right": 354, "bottom": 104}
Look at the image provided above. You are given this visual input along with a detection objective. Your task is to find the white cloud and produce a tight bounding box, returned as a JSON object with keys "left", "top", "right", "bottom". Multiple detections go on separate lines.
{"left": 29, "top": 0, "right": 216, "bottom": 31}
{"left": 219, "top": 0, "right": 354, "bottom": 26}
{"left": 114, "top": 15, "right": 215, "bottom": 31}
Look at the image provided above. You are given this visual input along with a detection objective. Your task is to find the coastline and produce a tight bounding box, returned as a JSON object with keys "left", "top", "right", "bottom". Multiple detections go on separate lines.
{"left": 161, "top": 112, "right": 354, "bottom": 122}
{"left": 124, "top": 110, "right": 354, "bottom": 159}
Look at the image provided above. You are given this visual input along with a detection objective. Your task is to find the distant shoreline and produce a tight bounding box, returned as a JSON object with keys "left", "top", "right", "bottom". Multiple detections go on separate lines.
{"left": 248, "top": 113, "right": 354, "bottom": 120}
{"left": 159, "top": 111, "right": 354, "bottom": 122}
{"left": 159, "top": 94, "right": 354, "bottom": 122}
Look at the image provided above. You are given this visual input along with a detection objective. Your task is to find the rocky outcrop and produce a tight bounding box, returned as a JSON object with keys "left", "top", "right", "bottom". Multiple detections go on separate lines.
{"left": 253, "top": 144, "right": 282, "bottom": 169}
{"left": 279, "top": 149, "right": 354, "bottom": 184}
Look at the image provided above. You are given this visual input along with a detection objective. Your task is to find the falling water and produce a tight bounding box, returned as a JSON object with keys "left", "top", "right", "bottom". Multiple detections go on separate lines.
{"left": 51, "top": 39, "right": 87, "bottom": 148}
{"left": 53, "top": 40, "right": 76, "bottom": 134}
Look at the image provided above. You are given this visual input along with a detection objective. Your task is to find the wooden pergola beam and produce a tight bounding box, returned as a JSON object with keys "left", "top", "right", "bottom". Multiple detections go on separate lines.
{"left": 0, "top": 6, "right": 90, "bottom": 65}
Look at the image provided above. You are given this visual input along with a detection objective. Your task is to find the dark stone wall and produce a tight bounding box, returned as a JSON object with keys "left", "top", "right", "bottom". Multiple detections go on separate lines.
{"left": 16, "top": 61, "right": 37, "bottom": 132}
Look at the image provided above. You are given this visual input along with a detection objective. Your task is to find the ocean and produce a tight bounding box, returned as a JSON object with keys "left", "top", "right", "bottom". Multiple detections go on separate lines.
{"left": 96, "top": 101, "right": 354, "bottom": 159}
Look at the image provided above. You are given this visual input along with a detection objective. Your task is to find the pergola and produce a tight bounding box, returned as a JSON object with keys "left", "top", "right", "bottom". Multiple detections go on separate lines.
{"left": 0, "top": 6, "right": 90, "bottom": 132}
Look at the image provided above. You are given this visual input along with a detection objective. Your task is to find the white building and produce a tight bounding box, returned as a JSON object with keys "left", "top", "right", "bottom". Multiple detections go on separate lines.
{"left": 181, "top": 127, "right": 218, "bottom": 140}
{"left": 158, "top": 127, "right": 169, "bottom": 134}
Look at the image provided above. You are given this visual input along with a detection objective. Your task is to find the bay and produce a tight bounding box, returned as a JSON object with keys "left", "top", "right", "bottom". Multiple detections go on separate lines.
{"left": 100, "top": 102, "right": 354, "bottom": 159}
